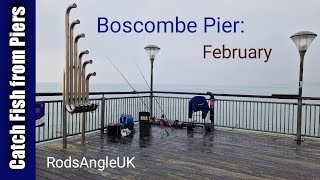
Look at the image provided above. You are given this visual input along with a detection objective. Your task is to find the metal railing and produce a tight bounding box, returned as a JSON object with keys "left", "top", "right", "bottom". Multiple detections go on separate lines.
{"left": 36, "top": 91, "right": 320, "bottom": 143}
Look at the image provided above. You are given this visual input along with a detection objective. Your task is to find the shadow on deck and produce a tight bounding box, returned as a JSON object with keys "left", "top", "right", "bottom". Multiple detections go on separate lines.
{"left": 36, "top": 125, "right": 320, "bottom": 180}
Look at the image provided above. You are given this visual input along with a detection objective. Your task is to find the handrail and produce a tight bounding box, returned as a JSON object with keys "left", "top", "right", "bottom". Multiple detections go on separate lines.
{"left": 36, "top": 91, "right": 151, "bottom": 96}
{"left": 36, "top": 90, "right": 320, "bottom": 100}
{"left": 35, "top": 90, "right": 320, "bottom": 143}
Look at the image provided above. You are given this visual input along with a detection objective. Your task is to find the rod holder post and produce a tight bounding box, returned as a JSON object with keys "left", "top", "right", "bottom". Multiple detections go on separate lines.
{"left": 63, "top": 72, "right": 67, "bottom": 148}
{"left": 81, "top": 112, "right": 86, "bottom": 144}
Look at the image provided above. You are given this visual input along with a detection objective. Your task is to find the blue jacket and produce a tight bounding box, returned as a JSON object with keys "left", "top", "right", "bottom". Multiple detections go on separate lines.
{"left": 188, "top": 96, "right": 209, "bottom": 119}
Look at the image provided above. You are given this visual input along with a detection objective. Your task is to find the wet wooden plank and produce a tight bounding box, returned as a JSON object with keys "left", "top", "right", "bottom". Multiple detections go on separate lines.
{"left": 36, "top": 167, "right": 71, "bottom": 180}
{"left": 36, "top": 125, "right": 320, "bottom": 179}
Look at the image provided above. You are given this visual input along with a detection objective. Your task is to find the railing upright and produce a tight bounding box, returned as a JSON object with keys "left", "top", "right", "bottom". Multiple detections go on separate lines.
{"left": 100, "top": 95, "right": 105, "bottom": 134}
{"left": 208, "top": 92, "right": 215, "bottom": 129}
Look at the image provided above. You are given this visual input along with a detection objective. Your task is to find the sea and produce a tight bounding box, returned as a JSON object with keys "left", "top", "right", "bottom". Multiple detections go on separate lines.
{"left": 37, "top": 82, "right": 320, "bottom": 97}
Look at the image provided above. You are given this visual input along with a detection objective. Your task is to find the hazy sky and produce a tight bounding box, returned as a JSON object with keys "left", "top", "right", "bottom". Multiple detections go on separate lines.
{"left": 36, "top": 0, "right": 320, "bottom": 88}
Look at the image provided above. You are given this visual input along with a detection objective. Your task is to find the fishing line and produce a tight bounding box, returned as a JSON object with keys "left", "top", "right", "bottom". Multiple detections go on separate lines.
{"left": 107, "top": 58, "right": 172, "bottom": 135}
{"left": 136, "top": 64, "right": 167, "bottom": 119}
{"left": 106, "top": 57, "right": 150, "bottom": 111}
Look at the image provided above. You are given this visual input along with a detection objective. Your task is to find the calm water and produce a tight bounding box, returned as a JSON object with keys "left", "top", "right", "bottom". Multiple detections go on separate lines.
{"left": 37, "top": 82, "right": 320, "bottom": 97}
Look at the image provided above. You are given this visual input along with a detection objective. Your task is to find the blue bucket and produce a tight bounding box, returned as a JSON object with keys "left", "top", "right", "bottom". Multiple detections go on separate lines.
{"left": 120, "top": 114, "right": 134, "bottom": 129}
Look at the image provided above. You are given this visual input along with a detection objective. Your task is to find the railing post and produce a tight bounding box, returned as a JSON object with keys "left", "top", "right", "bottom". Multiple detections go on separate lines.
{"left": 100, "top": 95, "right": 106, "bottom": 134}
{"left": 210, "top": 96, "right": 215, "bottom": 129}
{"left": 207, "top": 92, "right": 215, "bottom": 129}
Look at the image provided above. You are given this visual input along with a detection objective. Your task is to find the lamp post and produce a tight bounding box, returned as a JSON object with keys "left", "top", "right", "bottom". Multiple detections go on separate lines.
{"left": 290, "top": 31, "right": 317, "bottom": 143}
{"left": 144, "top": 45, "right": 160, "bottom": 120}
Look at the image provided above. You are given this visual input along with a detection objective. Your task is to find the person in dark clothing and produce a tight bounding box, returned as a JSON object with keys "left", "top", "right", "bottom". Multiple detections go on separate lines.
{"left": 188, "top": 96, "right": 210, "bottom": 119}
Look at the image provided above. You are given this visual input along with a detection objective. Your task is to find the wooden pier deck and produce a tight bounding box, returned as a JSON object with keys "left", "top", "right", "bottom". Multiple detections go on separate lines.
{"left": 36, "top": 125, "right": 320, "bottom": 180}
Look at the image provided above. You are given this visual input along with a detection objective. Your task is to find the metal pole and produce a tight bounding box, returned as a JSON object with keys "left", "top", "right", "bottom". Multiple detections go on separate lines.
{"left": 296, "top": 50, "right": 306, "bottom": 143}
{"left": 81, "top": 112, "right": 86, "bottom": 144}
{"left": 150, "top": 58, "right": 154, "bottom": 120}
{"left": 100, "top": 95, "right": 106, "bottom": 134}
{"left": 210, "top": 95, "right": 215, "bottom": 129}
{"left": 69, "top": 20, "right": 79, "bottom": 106}
{"left": 79, "top": 55, "right": 83, "bottom": 104}
{"left": 79, "top": 51, "right": 89, "bottom": 105}
{"left": 82, "top": 59, "right": 92, "bottom": 104}
{"left": 62, "top": 72, "right": 67, "bottom": 148}
{"left": 86, "top": 72, "right": 96, "bottom": 104}
{"left": 63, "top": 3, "right": 76, "bottom": 148}
{"left": 74, "top": 34, "right": 85, "bottom": 104}
{"left": 81, "top": 72, "right": 95, "bottom": 143}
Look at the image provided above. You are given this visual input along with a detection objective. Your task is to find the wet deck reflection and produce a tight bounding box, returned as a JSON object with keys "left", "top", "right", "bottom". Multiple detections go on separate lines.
{"left": 37, "top": 124, "right": 320, "bottom": 179}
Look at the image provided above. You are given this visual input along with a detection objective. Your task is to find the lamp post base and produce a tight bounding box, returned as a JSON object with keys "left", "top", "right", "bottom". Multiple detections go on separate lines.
{"left": 294, "top": 137, "right": 304, "bottom": 144}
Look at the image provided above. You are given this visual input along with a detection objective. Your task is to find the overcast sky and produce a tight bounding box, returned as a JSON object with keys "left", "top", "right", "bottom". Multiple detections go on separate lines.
{"left": 36, "top": 0, "right": 320, "bottom": 88}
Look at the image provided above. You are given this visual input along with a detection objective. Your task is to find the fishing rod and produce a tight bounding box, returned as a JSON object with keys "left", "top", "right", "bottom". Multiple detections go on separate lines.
{"left": 107, "top": 58, "right": 171, "bottom": 136}
{"left": 106, "top": 57, "right": 150, "bottom": 111}
{"left": 136, "top": 64, "right": 166, "bottom": 118}
{"left": 136, "top": 64, "right": 173, "bottom": 135}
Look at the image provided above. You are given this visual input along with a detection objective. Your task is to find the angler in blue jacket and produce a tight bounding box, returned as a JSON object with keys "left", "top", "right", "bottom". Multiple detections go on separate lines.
{"left": 188, "top": 96, "right": 210, "bottom": 119}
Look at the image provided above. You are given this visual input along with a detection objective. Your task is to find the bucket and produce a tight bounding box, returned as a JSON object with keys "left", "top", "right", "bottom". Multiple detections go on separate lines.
{"left": 120, "top": 114, "right": 134, "bottom": 130}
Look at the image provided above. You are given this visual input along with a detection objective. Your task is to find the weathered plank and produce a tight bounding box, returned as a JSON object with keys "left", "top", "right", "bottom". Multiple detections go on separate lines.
{"left": 36, "top": 125, "right": 320, "bottom": 179}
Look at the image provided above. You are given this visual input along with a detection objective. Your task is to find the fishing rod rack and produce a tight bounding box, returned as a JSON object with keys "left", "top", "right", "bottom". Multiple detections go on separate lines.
{"left": 63, "top": 3, "right": 98, "bottom": 113}
{"left": 62, "top": 3, "right": 98, "bottom": 148}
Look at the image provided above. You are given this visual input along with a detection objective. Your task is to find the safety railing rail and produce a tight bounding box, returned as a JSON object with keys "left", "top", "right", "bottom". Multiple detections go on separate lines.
{"left": 36, "top": 91, "right": 320, "bottom": 143}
